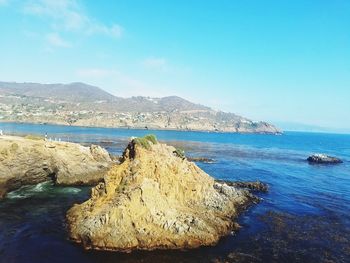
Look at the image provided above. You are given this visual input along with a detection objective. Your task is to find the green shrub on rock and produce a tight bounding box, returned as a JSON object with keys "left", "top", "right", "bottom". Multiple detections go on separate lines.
{"left": 133, "top": 134, "right": 158, "bottom": 150}
{"left": 144, "top": 134, "right": 158, "bottom": 144}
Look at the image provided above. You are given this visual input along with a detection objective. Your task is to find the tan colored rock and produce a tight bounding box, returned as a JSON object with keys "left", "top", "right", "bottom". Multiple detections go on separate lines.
{"left": 0, "top": 135, "right": 112, "bottom": 198}
{"left": 66, "top": 136, "right": 256, "bottom": 251}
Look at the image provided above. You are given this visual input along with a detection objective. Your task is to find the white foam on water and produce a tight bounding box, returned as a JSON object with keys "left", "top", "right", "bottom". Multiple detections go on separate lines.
{"left": 32, "top": 181, "right": 52, "bottom": 192}
{"left": 6, "top": 181, "right": 53, "bottom": 199}
{"left": 6, "top": 190, "right": 33, "bottom": 199}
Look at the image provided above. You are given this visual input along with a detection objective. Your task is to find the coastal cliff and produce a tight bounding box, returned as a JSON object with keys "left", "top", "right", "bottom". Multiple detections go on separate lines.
{"left": 0, "top": 81, "right": 281, "bottom": 134}
{"left": 66, "top": 135, "right": 259, "bottom": 251}
{"left": 0, "top": 135, "right": 112, "bottom": 199}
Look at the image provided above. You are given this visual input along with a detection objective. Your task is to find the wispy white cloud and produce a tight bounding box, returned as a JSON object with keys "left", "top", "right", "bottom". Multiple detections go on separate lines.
{"left": 23, "top": 0, "right": 123, "bottom": 38}
{"left": 141, "top": 57, "right": 167, "bottom": 71}
{"left": 46, "top": 32, "right": 71, "bottom": 48}
{"left": 0, "top": 0, "right": 8, "bottom": 6}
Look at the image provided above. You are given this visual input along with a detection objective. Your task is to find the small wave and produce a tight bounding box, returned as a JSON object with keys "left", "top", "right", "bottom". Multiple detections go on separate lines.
{"left": 6, "top": 190, "right": 33, "bottom": 199}
{"left": 32, "top": 181, "right": 52, "bottom": 192}
{"left": 6, "top": 181, "right": 53, "bottom": 199}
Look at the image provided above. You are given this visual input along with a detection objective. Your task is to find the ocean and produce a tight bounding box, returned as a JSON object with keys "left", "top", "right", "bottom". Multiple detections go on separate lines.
{"left": 0, "top": 122, "right": 349, "bottom": 263}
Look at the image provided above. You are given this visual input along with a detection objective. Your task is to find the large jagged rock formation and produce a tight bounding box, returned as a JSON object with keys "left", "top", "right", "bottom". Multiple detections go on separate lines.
{"left": 66, "top": 135, "right": 258, "bottom": 251}
{"left": 0, "top": 135, "right": 112, "bottom": 198}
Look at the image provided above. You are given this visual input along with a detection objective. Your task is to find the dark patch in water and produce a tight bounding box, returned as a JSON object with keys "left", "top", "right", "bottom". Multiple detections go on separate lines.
{"left": 225, "top": 210, "right": 350, "bottom": 263}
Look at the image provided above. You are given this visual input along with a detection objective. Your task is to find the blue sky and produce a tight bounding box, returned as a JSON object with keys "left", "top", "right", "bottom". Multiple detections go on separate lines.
{"left": 0, "top": 0, "right": 349, "bottom": 132}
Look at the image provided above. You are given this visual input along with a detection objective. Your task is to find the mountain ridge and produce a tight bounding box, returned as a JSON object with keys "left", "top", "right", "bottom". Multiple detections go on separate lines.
{"left": 0, "top": 81, "right": 210, "bottom": 112}
{"left": 0, "top": 81, "right": 281, "bottom": 134}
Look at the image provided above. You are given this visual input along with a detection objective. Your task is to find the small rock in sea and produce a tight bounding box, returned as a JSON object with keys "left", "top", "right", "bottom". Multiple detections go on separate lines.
{"left": 307, "top": 154, "right": 343, "bottom": 164}
{"left": 216, "top": 180, "right": 269, "bottom": 193}
{"left": 187, "top": 157, "right": 215, "bottom": 163}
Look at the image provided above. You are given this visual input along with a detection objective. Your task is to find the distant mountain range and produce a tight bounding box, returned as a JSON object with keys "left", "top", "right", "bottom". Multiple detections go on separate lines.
{"left": 275, "top": 121, "right": 350, "bottom": 134}
{"left": 0, "top": 81, "right": 281, "bottom": 134}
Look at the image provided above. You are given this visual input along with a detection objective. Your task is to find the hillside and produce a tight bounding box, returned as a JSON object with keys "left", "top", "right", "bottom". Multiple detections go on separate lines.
{"left": 0, "top": 82, "right": 115, "bottom": 103}
{"left": 0, "top": 81, "right": 281, "bottom": 134}
{"left": 0, "top": 82, "right": 209, "bottom": 112}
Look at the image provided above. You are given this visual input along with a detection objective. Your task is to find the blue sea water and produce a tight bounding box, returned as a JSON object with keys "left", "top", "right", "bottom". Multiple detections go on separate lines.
{"left": 0, "top": 122, "right": 349, "bottom": 263}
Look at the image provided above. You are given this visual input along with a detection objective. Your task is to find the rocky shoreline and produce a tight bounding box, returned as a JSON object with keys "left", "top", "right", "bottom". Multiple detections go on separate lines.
{"left": 0, "top": 120, "right": 282, "bottom": 135}
{"left": 0, "top": 135, "right": 113, "bottom": 199}
{"left": 0, "top": 134, "right": 267, "bottom": 253}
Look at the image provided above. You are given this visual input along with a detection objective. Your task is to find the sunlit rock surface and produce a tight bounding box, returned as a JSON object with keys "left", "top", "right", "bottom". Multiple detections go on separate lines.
{"left": 0, "top": 135, "right": 112, "bottom": 198}
{"left": 67, "top": 136, "right": 258, "bottom": 251}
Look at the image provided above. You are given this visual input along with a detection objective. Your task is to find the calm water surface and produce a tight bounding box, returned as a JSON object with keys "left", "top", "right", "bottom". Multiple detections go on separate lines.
{"left": 0, "top": 123, "right": 349, "bottom": 263}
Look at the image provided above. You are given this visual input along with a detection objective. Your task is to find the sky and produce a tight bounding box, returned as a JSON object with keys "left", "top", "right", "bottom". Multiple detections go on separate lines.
{"left": 0, "top": 0, "right": 349, "bottom": 132}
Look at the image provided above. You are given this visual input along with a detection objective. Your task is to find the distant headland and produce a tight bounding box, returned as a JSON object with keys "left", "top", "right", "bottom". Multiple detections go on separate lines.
{"left": 0, "top": 81, "right": 281, "bottom": 134}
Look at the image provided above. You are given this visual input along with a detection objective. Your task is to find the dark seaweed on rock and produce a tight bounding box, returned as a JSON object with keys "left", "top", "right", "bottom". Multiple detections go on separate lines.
{"left": 187, "top": 157, "right": 215, "bottom": 163}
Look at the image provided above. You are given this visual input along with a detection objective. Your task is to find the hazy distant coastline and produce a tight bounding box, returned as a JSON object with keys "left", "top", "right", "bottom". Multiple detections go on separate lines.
{"left": 0, "top": 81, "right": 281, "bottom": 134}
{"left": 0, "top": 120, "right": 282, "bottom": 135}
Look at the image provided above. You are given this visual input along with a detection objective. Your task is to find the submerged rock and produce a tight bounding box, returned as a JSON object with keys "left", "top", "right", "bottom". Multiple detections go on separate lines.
{"left": 66, "top": 135, "right": 260, "bottom": 252}
{"left": 187, "top": 157, "right": 215, "bottom": 163}
{"left": 0, "top": 135, "right": 113, "bottom": 198}
{"left": 307, "top": 154, "right": 343, "bottom": 164}
{"left": 217, "top": 180, "right": 269, "bottom": 193}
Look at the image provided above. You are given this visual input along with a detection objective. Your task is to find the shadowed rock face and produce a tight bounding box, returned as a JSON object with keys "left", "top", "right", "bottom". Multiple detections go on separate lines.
{"left": 0, "top": 135, "right": 113, "bottom": 198}
{"left": 307, "top": 154, "right": 343, "bottom": 164}
{"left": 66, "top": 136, "right": 259, "bottom": 252}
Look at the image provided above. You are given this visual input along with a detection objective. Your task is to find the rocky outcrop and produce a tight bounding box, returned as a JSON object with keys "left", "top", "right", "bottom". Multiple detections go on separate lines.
{"left": 0, "top": 135, "right": 113, "bottom": 199}
{"left": 66, "top": 135, "right": 261, "bottom": 252}
{"left": 307, "top": 154, "right": 343, "bottom": 164}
